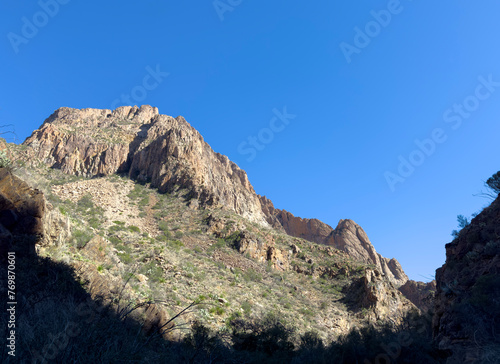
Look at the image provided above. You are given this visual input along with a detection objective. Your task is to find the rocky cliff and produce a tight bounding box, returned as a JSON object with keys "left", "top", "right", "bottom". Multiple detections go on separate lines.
{"left": 23, "top": 106, "right": 407, "bottom": 286}
{"left": 433, "top": 196, "right": 500, "bottom": 363}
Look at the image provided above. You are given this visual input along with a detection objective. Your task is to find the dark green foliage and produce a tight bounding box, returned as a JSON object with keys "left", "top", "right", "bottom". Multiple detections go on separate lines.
{"left": 486, "top": 171, "right": 500, "bottom": 194}
{"left": 451, "top": 214, "right": 470, "bottom": 238}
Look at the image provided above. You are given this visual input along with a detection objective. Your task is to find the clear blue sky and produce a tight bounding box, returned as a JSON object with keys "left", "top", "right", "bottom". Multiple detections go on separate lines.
{"left": 2, "top": 1, "right": 500, "bottom": 282}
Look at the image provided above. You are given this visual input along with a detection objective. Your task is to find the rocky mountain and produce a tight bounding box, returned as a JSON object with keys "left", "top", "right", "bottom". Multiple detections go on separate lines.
{"left": 1, "top": 105, "right": 448, "bottom": 362}
{"left": 23, "top": 105, "right": 268, "bottom": 226}
{"left": 433, "top": 196, "right": 500, "bottom": 363}
{"left": 22, "top": 105, "right": 408, "bottom": 286}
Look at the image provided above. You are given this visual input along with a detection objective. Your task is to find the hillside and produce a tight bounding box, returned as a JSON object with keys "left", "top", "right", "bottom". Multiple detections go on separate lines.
{"left": 0, "top": 106, "right": 443, "bottom": 363}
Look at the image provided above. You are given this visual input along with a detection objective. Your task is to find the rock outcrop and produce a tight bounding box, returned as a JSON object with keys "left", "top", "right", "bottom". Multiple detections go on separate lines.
{"left": 433, "top": 196, "right": 500, "bottom": 363}
{"left": 261, "top": 196, "right": 408, "bottom": 286}
{"left": 343, "top": 268, "right": 416, "bottom": 323}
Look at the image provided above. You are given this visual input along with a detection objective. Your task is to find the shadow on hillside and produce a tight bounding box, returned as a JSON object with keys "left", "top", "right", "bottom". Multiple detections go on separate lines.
{"left": 0, "top": 234, "right": 450, "bottom": 363}
{"left": 0, "top": 234, "right": 194, "bottom": 363}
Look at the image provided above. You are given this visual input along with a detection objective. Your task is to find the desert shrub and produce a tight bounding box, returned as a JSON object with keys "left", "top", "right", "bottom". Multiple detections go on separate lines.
{"left": 486, "top": 171, "right": 500, "bottom": 194}
{"left": 241, "top": 300, "right": 252, "bottom": 315}
{"left": 243, "top": 268, "right": 262, "bottom": 282}
{"left": 138, "top": 196, "right": 149, "bottom": 207}
{"left": 77, "top": 194, "right": 94, "bottom": 212}
{"left": 451, "top": 214, "right": 470, "bottom": 238}
{"left": 229, "top": 312, "right": 295, "bottom": 357}
{"left": 168, "top": 240, "right": 184, "bottom": 249}
{"left": 72, "top": 229, "right": 92, "bottom": 249}
{"left": 129, "top": 225, "right": 140, "bottom": 233}
{"left": 209, "top": 307, "right": 225, "bottom": 316}
{"left": 117, "top": 252, "right": 133, "bottom": 264}
{"left": 141, "top": 261, "right": 165, "bottom": 283}
{"left": 0, "top": 150, "right": 11, "bottom": 168}
{"left": 182, "top": 321, "right": 230, "bottom": 362}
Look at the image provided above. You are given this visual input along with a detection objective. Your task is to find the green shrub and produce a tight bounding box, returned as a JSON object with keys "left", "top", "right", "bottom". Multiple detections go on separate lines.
{"left": 117, "top": 252, "right": 132, "bottom": 264}
{"left": 77, "top": 194, "right": 94, "bottom": 212}
{"left": 209, "top": 307, "right": 225, "bottom": 316}
{"left": 128, "top": 225, "right": 140, "bottom": 233}
{"left": 243, "top": 268, "right": 262, "bottom": 282}
{"left": 138, "top": 196, "right": 149, "bottom": 207}
{"left": 230, "top": 312, "right": 295, "bottom": 356}
{"left": 72, "top": 229, "right": 92, "bottom": 249}
{"left": 241, "top": 301, "right": 252, "bottom": 315}
{"left": 0, "top": 150, "right": 11, "bottom": 168}
{"left": 168, "top": 240, "right": 184, "bottom": 249}
{"left": 140, "top": 261, "right": 164, "bottom": 282}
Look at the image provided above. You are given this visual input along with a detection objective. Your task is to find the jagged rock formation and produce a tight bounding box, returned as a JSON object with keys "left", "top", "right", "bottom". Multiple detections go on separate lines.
{"left": 23, "top": 106, "right": 407, "bottom": 286}
{"left": 433, "top": 196, "right": 500, "bottom": 363}
{"left": 399, "top": 279, "right": 436, "bottom": 313}
{"left": 261, "top": 196, "right": 408, "bottom": 286}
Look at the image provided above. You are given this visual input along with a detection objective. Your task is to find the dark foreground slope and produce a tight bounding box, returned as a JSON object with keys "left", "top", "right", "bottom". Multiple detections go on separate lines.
{"left": 434, "top": 195, "right": 500, "bottom": 363}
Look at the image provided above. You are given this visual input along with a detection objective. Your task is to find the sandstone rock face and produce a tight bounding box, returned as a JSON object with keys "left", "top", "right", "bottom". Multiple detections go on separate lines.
{"left": 398, "top": 279, "right": 436, "bottom": 313}
{"left": 433, "top": 196, "right": 500, "bottom": 363}
{"left": 261, "top": 196, "right": 408, "bottom": 287}
{"left": 23, "top": 106, "right": 268, "bottom": 226}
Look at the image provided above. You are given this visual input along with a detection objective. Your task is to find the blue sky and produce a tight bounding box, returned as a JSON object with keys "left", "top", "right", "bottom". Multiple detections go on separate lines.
{"left": 2, "top": 1, "right": 500, "bottom": 282}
